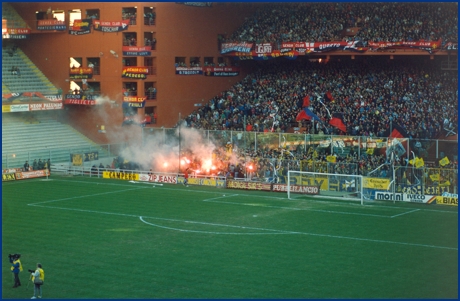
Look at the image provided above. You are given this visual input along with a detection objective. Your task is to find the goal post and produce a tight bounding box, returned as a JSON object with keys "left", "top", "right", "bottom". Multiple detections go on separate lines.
{"left": 287, "top": 170, "right": 364, "bottom": 205}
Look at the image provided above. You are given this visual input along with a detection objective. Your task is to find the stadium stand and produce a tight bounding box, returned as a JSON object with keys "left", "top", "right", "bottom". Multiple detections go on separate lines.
{"left": 184, "top": 57, "right": 458, "bottom": 140}
{"left": 2, "top": 113, "right": 108, "bottom": 168}
{"left": 2, "top": 46, "right": 58, "bottom": 95}
{"left": 2, "top": 2, "right": 30, "bottom": 29}
{"left": 225, "top": 3, "right": 458, "bottom": 45}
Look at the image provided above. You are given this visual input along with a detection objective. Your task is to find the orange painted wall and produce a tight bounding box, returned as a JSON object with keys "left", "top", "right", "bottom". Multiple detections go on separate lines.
{"left": 9, "top": 2, "right": 258, "bottom": 144}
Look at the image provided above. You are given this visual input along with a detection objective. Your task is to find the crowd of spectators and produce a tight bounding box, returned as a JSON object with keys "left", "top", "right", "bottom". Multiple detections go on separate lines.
{"left": 184, "top": 57, "right": 457, "bottom": 140}
{"left": 225, "top": 2, "right": 458, "bottom": 45}
{"left": 144, "top": 11, "right": 156, "bottom": 26}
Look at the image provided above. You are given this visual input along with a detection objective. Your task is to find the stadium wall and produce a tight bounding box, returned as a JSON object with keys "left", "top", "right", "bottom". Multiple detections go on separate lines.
{"left": 9, "top": 2, "right": 257, "bottom": 143}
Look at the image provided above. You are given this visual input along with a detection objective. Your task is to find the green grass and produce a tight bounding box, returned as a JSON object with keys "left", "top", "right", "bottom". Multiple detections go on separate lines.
{"left": 2, "top": 175, "right": 458, "bottom": 299}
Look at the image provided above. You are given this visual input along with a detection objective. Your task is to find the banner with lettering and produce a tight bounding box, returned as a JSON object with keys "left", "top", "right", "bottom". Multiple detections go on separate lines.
{"left": 122, "top": 101, "right": 146, "bottom": 108}
{"left": 2, "top": 92, "right": 62, "bottom": 102}
{"left": 280, "top": 41, "right": 368, "bottom": 53}
{"left": 443, "top": 42, "right": 458, "bottom": 51}
{"left": 2, "top": 28, "right": 30, "bottom": 39}
{"left": 93, "top": 20, "right": 129, "bottom": 32}
{"left": 177, "top": 2, "right": 212, "bottom": 7}
{"left": 232, "top": 50, "right": 299, "bottom": 61}
{"left": 69, "top": 19, "right": 92, "bottom": 35}
{"left": 254, "top": 43, "right": 273, "bottom": 54}
{"left": 71, "top": 154, "right": 83, "bottom": 166}
{"left": 122, "top": 96, "right": 146, "bottom": 103}
{"left": 70, "top": 67, "right": 93, "bottom": 79}
{"left": 84, "top": 151, "right": 99, "bottom": 161}
{"left": 175, "top": 67, "right": 203, "bottom": 75}
{"left": 367, "top": 40, "right": 442, "bottom": 54}
{"left": 29, "top": 102, "right": 63, "bottom": 111}
{"left": 37, "top": 20, "right": 66, "bottom": 31}
{"left": 64, "top": 94, "right": 99, "bottom": 105}
{"left": 203, "top": 67, "right": 240, "bottom": 76}
{"left": 122, "top": 46, "right": 152, "bottom": 56}
{"left": 221, "top": 42, "right": 253, "bottom": 54}
{"left": 122, "top": 67, "right": 149, "bottom": 79}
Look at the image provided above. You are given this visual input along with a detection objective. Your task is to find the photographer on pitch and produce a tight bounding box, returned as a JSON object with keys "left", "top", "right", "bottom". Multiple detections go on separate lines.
{"left": 29, "top": 263, "right": 45, "bottom": 299}
{"left": 9, "top": 254, "right": 22, "bottom": 288}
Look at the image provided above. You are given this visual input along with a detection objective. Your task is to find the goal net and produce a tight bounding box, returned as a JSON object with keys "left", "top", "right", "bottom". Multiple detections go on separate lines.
{"left": 287, "top": 170, "right": 364, "bottom": 205}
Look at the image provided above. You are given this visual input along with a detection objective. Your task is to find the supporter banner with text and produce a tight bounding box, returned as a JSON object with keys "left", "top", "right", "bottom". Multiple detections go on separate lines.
{"left": 122, "top": 67, "right": 149, "bottom": 79}
{"left": 280, "top": 41, "right": 368, "bottom": 53}
{"left": 37, "top": 20, "right": 66, "bottom": 31}
{"left": 64, "top": 94, "right": 99, "bottom": 105}
{"left": 2, "top": 92, "right": 62, "bottom": 102}
{"left": 203, "top": 67, "right": 240, "bottom": 77}
{"left": 122, "top": 46, "right": 152, "bottom": 56}
{"left": 84, "top": 151, "right": 99, "bottom": 162}
{"left": 122, "top": 101, "right": 146, "bottom": 108}
{"left": 254, "top": 43, "right": 273, "bottom": 54}
{"left": 367, "top": 40, "right": 442, "bottom": 53}
{"left": 233, "top": 50, "right": 299, "bottom": 60}
{"left": 70, "top": 67, "right": 93, "bottom": 79}
{"left": 71, "top": 154, "right": 83, "bottom": 166}
{"left": 93, "top": 20, "right": 129, "bottom": 32}
{"left": 443, "top": 42, "right": 458, "bottom": 51}
{"left": 68, "top": 19, "right": 92, "bottom": 35}
{"left": 221, "top": 42, "right": 253, "bottom": 54}
{"left": 122, "top": 96, "right": 146, "bottom": 103}
{"left": 175, "top": 67, "right": 203, "bottom": 75}
{"left": 2, "top": 28, "right": 30, "bottom": 39}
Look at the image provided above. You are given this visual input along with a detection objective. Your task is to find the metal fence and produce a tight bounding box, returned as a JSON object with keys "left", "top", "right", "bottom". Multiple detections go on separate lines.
{"left": 3, "top": 128, "right": 457, "bottom": 195}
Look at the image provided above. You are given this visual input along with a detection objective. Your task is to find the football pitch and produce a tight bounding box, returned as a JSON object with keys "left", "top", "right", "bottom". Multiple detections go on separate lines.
{"left": 2, "top": 175, "right": 458, "bottom": 299}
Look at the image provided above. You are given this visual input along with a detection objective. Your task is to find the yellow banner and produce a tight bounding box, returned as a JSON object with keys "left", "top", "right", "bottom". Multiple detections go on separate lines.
{"left": 71, "top": 153, "right": 83, "bottom": 166}
{"left": 363, "top": 177, "right": 391, "bottom": 189}
{"left": 292, "top": 176, "right": 328, "bottom": 190}
{"left": 439, "top": 157, "right": 450, "bottom": 167}
{"left": 326, "top": 155, "right": 336, "bottom": 163}
{"left": 2, "top": 105, "right": 11, "bottom": 113}
{"left": 429, "top": 174, "right": 440, "bottom": 182}
{"left": 435, "top": 196, "right": 458, "bottom": 206}
{"left": 102, "top": 171, "right": 139, "bottom": 181}
{"left": 415, "top": 157, "right": 425, "bottom": 168}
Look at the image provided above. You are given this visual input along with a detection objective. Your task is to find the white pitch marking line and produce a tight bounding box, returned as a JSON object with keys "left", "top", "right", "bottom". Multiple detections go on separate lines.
{"left": 27, "top": 187, "right": 148, "bottom": 206}
{"left": 26, "top": 203, "right": 458, "bottom": 250}
{"left": 139, "top": 217, "right": 290, "bottom": 235}
{"left": 203, "top": 197, "right": 394, "bottom": 218}
{"left": 390, "top": 209, "right": 421, "bottom": 218}
{"left": 25, "top": 179, "right": 459, "bottom": 214}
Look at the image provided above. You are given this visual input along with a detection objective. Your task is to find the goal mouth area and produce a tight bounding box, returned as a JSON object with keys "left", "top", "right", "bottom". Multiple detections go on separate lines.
{"left": 287, "top": 171, "right": 364, "bottom": 205}
{"left": 289, "top": 190, "right": 361, "bottom": 202}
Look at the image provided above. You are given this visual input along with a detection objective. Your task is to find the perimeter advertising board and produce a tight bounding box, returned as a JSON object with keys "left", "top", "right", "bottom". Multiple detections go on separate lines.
{"left": 272, "top": 184, "right": 319, "bottom": 195}
{"left": 102, "top": 171, "right": 139, "bottom": 181}
{"left": 15, "top": 170, "right": 49, "bottom": 180}
{"left": 227, "top": 180, "right": 271, "bottom": 191}
{"left": 138, "top": 173, "right": 177, "bottom": 184}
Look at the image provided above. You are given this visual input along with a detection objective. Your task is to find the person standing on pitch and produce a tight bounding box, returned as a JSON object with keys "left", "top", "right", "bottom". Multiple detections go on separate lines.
{"left": 30, "top": 263, "right": 45, "bottom": 299}
{"left": 183, "top": 168, "right": 189, "bottom": 187}
{"left": 9, "top": 254, "right": 22, "bottom": 288}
